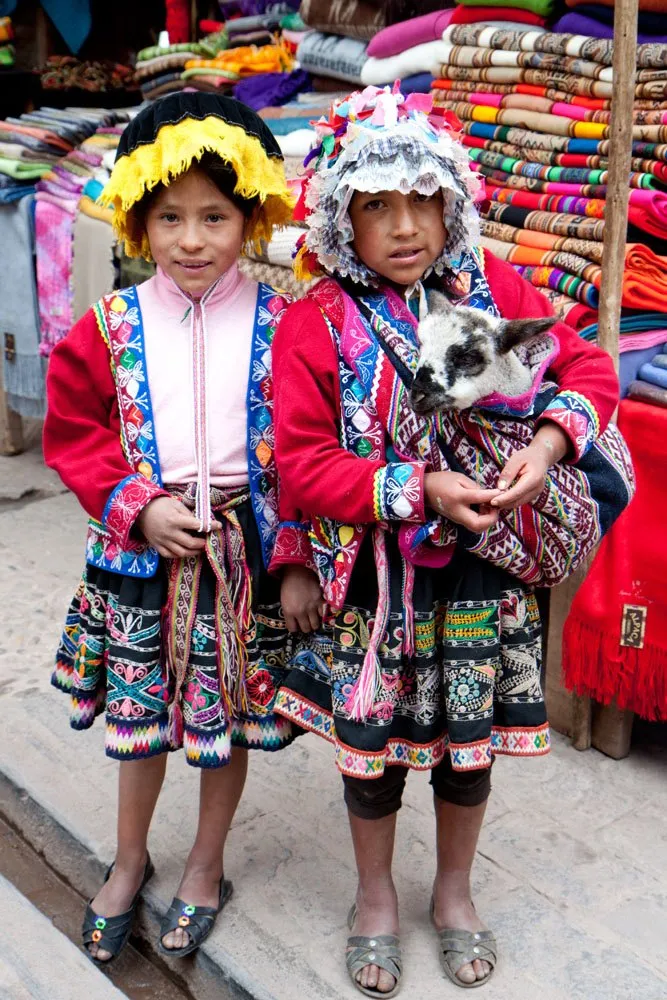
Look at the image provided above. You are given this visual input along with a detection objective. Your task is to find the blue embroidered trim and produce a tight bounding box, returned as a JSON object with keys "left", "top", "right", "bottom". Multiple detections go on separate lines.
{"left": 87, "top": 287, "right": 162, "bottom": 579}
{"left": 246, "top": 283, "right": 283, "bottom": 569}
{"left": 373, "top": 463, "right": 422, "bottom": 522}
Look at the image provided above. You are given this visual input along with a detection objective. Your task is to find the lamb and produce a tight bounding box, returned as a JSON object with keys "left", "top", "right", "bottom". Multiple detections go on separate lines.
{"left": 410, "top": 289, "right": 557, "bottom": 416}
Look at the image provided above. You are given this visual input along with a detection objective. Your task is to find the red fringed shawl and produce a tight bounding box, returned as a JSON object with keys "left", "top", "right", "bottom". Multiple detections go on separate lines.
{"left": 563, "top": 399, "right": 667, "bottom": 721}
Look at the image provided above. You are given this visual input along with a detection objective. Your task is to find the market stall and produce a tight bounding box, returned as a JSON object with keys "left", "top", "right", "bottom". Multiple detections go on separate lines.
{"left": 0, "top": 0, "right": 664, "bottom": 755}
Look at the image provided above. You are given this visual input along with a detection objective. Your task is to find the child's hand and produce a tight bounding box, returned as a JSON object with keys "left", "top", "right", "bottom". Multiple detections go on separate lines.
{"left": 425, "top": 471, "right": 502, "bottom": 532}
{"left": 136, "top": 497, "right": 220, "bottom": 558}
{"left": 491, "top": 424, "right": 570, "bottom": 510}
{"left": 281, "top": 565, "right": 325, "bottom": 634}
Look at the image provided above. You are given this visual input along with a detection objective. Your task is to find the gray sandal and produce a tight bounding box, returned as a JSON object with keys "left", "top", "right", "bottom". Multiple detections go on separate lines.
{"left": 346, "top": 903, "right": 403, "bottom": 999}
{"left": 430, "top": 898, "right": 497, "bottom": 989}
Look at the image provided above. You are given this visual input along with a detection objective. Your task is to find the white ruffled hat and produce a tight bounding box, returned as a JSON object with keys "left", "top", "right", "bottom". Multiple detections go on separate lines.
{"left": 294, "top": 85, "right": 482, "bottom": 285}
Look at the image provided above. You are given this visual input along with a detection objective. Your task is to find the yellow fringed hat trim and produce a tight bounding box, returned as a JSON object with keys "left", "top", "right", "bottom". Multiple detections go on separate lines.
{"left": 101, "top": 115, "right": 294, "bottom": 259}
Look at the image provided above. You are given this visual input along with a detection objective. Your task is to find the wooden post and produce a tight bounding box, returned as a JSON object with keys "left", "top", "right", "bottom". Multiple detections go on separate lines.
{"left": 0, "top": 354, "right": 24, "bottom": 457}
{"left": 545, "top": 0, "right": 638, "bottom": 755}
{"left": 597, "top": 0, "right": 638, "bottom": 366}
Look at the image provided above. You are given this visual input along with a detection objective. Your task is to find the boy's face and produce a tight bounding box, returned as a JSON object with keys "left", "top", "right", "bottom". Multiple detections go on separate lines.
{"left": 145, "top": 167, "right": 248, "bottom": 298}
{"left": 348, "top": 188, "right": 447, "bottom": 289}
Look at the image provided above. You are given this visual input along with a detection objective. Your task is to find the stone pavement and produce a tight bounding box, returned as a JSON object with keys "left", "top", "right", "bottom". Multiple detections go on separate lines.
{"left": 0, "top": 873, "right": 126, "bottom": 1000}
{"left": 1, "top": 445, "right": 666, "bottom": 1000}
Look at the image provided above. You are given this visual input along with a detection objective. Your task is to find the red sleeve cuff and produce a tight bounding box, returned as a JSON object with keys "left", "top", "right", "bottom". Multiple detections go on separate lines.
{"left": 102, "top": 474, "right": 169, "bottom": 549}
{"left": 269, "top": 521, "right": 317, "bottom": 574}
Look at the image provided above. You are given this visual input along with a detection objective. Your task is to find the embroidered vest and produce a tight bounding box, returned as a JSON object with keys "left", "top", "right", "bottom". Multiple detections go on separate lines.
{"left": 84, "top": 282, "right": 287, "bottom": 578}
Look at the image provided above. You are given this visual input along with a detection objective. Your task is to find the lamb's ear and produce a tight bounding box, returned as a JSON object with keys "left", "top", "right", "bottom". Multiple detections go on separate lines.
{"left": 426, "top": 290, "right": 453, "bottom": 315}
{"left": 496, "top": 315, "right": 557, "bottom": 354}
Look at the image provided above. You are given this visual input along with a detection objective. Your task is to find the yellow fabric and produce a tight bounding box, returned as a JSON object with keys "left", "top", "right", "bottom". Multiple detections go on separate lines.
{"left": 83, "top": 135, "right": 121, "bottom": 150}
{"left": 101, "top": 114, "right": 294, "bottom": 259}
{"left": 293, "top": 243, "right": 322, "bottom": 281}
{"left": 79, "top": 195, "right": 114, "bottom": 224}
{"left": 184, "top": 43, "right": 292, "bottom": 78}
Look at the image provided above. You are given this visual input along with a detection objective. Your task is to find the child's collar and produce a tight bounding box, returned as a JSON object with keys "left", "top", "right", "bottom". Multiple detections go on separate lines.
{"left": 154, "top": 262, "right": 245, "bottom": 314}
{"left": 403, "top": 280, "right": 428, "bottom": 322}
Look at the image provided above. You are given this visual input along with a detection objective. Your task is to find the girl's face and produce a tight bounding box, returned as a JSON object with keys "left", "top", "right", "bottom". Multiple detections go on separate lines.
{"left": 348, "top": 189, "right": 447, "bottom": 288}
{"left": 145, "top": 167, "right": 248, "bottom": 299}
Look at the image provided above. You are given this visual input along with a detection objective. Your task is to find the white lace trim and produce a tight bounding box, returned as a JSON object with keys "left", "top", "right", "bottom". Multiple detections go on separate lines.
{"left": 303, "top": 123, "right": 482, "bottom": 285}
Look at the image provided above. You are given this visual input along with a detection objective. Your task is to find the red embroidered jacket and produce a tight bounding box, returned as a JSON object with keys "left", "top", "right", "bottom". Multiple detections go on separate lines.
{"left": 43, "top": 304, "right": 310, "bottom": 570}
{"left": 271, "top": 250, "right": 620, "bottom": 559}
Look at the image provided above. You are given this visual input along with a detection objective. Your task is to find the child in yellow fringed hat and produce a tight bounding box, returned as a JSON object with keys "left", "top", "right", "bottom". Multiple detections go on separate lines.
{"left": 43, "top": 93, "right": 323, "bottom": 964}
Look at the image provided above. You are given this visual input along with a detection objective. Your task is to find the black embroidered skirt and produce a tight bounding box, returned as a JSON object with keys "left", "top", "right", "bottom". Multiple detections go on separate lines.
{"left": 275, "top": 532, "right": 550, "bottom": 777}
{"left": 52, "top": 498, "right": 295, "bottom": 768}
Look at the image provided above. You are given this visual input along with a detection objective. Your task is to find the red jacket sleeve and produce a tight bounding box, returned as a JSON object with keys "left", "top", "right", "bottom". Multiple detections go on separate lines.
{"left": 43, "top": 308, "right": 167, "bottom": 544}
{"left": 273, "top": 296, "right": 426, "bottom": 525}
{"left": 483, "top": 249, "right": 620, "bottom": 460}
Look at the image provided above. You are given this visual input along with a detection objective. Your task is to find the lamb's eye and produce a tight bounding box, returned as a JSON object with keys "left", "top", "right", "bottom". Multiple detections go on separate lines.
{"left": 449, "top": 346, "right": 486, "bottom": 377}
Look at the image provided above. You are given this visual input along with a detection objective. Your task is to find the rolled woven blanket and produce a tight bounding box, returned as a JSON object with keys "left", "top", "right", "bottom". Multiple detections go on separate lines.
{"left": 300, "top": 0, "right": 385, "bottom": 41}
{"left": 639, "top": 362, "right": 667, "bottom": 388}
{"left": 297, "top": 31, "right": 368, "bottom": 84}
{"left": 368, "top": 9, "right": 455, "bottom": 58}
{"left": 627, "top": 380, "right": 667, "bottom": 408}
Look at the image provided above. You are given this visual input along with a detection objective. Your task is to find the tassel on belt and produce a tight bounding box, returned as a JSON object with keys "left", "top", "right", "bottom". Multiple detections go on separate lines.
{"left": 344, "top": 523, "right": 416, "bottom": 722}
{"left": 163, "top": 484, "right": 254, "bottom": 741}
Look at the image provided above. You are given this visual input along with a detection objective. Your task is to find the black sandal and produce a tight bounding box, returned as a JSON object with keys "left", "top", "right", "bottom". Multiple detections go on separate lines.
{"left": 82, "top": 853, "right": 155, "bottom": 965}
{"left": 158, "top": 878, "right": 233, "bottom": 958}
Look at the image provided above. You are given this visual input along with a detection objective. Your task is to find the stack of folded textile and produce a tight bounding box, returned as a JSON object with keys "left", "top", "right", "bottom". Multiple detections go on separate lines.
{"left": 0, "top": 15, "right": 14, "bottom": 67}
{"left": 429, "top": 20, "right": 667, "bottom": 364}
{"left": 362, "top": 4, "right": 551, "bottom": 91}
{"left": 135, "top": 31, "right": 229, "bottom": 99}
{"left": 32, "top": 113, "right": 128, "bottom": 359}
{"left": 627, "top": 351, "right": 667, "bottom": 409}
{"left": 296, "top": 0, "right": 388, "bottom": 87}
{"left": 553, "top": 2, "right": 667, "bottom": 44}
{"left": 0, "top": 108, "right": 129, "bottom": 419}
{"left": 223, "top": 1, "right": 296, "bottom": 46}
{"left": 183, "top": 38, "right": 293, "bottom": 92}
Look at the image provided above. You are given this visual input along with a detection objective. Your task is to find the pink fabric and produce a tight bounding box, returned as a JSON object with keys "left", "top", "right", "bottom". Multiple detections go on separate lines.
{"left": 137, "top": 264, "right": 259, "bottom": 488}
{"left": 620, "top": 330, "right": 667, "bottom": 353}
{"left": 367, "top": 9, "right": 455, "bottom": 59}
{"left": 36, "top": 195, "right": 76, "bottom": 357}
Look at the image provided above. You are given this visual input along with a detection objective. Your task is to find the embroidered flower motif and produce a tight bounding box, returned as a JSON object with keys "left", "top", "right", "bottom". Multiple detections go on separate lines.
{"left": 372, "top": 700, "right": 393, "bottom": 721}
{"left": 184, "top": 680, "right": 207, "bottom": 710}
{"left": 247, "top": 669, "right": 275, "bottom": 707}
{"left": 191, "top": 629, "right": 207, "bottom": 653}
{"left": 449, "top": 673, "right": 481, "bottom": 708}
{"left": 381, "top": 672, "right": 399, "bottom": 692}
{"left": 333, "top": 674, "right": 357, "bottom": 703}
{"left": 396, "top": 673, "right": 416, "bottom": 698}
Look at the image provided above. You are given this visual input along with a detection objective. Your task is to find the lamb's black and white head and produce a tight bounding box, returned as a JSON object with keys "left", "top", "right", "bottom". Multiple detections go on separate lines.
{"left": 410, "top": 290, "right": 557, "bottom": 416}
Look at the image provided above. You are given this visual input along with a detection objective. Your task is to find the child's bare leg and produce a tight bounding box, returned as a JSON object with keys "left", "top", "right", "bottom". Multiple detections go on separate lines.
{"left": 162, "top": 748, "right": 248, "bottom": 950}
{"left": 347, "top": 811, "right": 399, "bottom": 995}
{"left": 432, "top": 796, "right": 490, "bottom": 985}
{"left": 89, "top": 753, "right": 168, "bottom": 960}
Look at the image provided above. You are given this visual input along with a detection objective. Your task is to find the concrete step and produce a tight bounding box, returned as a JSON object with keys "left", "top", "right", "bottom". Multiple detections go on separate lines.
{"left": 0, "top": 873, "right": 126, "bottom": 1000}
{"left": 1, "top": 489, "right": 667, "bottom": 1000}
